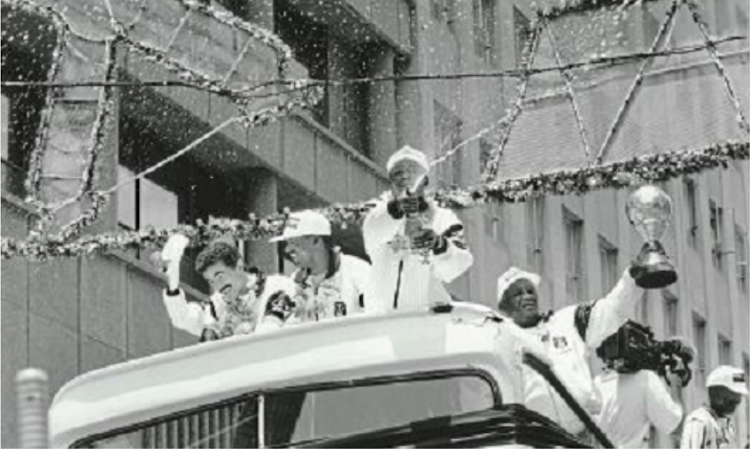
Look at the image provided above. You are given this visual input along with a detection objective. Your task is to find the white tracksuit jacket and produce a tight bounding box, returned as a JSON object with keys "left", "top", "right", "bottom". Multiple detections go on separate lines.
{"left": 516, "top": 270, "right": 639, "bottom": 435}
{"left": 162, "top": 274, "right": 297, "bottom": 338}
{"left": 363, "top": 196, "right": 473, "bottom": 313}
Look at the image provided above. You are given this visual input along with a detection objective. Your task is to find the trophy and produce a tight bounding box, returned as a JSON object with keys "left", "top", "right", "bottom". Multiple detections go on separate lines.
{"left": 626, "top": 185, "right": 678, "bottom": 289}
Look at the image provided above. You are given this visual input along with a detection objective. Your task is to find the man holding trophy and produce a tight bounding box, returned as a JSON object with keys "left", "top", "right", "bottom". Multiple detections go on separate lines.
{"left": 363, "top": 145, "right": 474, "bottom": 313}
{"left": 493, "top": 184, "right": 679, "bottom": 436}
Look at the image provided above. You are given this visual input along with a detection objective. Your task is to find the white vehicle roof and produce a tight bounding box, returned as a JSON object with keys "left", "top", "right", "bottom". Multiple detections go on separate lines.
{"left": 49, "top": 303, "right": 543, "bottom": 448}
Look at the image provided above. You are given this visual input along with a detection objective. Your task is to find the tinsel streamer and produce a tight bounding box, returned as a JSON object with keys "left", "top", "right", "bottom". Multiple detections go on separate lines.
{"left": 480, "top": 20, "right": 543, "bottom": 184}
{"left": 593, "top": 0, "right": 680, "bottom": 165}
{"left": 436, "top": 141, "right": 749, "bottom": 208}
{"left": 3, "top": 141, "right": 747, "bottom": 260}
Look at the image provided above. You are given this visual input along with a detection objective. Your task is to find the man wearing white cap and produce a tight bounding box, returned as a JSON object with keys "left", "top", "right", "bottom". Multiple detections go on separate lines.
{"left": 495, "top": 265, "right": 641, "bottom": 435}
{"left": 363, "top": 145, "right": 473, "bottom": 313}
{"left": 270, "top": 210, "right": 371, "bottom": 321}
{"left": 681, "top": 365, "right": 748, "bottom": 448}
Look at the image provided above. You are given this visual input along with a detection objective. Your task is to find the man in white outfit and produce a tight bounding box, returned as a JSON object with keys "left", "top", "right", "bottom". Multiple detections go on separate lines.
{"left": 270, "top": 210, "right": 371, "bottom": 320}
{"left": 594, "top": 333, "right": 692, "bottom": 448}
{"left": 158, "top": 236, "right": 297, "bottom": 341}
{"left": 495, "top": 265, "right": 642, "bottom": 435}
{"left": 363, "top": 145, "right": 473, "bottom": 313}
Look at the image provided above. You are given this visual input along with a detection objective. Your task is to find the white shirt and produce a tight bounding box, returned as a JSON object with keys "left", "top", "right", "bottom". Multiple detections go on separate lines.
{"left": 681, "top": 406, "right": 736, "bottom": 449}
{"left": 595, "top": 370, "right": 683, "bottom": 448}
{"left": 162, "top": 274, "right": 296, "bottom": 337}
{"left": 363, "top": 196, "right": 473, "bottom": 313}
{"left": 514, "top": 270, "right": 639, "bottom": 434}
{"left": 292, "top": 253, "right": 371, "bottom": 320}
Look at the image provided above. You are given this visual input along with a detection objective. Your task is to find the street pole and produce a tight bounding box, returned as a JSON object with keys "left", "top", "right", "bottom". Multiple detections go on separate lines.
{"left": 16, "top": 368, "right": 49, "bottom": 449}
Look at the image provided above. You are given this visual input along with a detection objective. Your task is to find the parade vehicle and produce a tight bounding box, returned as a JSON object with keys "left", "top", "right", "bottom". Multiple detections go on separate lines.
{"left": 49, "top": 303, "right": 605, "bottom": 448}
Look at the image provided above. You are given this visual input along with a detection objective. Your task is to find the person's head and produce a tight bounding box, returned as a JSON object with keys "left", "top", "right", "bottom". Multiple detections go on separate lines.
{"left": 386, "top": 146, "right": 429, "bottom": 196}
{"left": 707, "top": 366, "right": 748, "bottom": 417}
{"left": 496, "top": 267, "right": 542, "bottom": 328}
{"left": 195, "top": 241, "right": 247, "bottom": 303}
{"left": 270, "top": 210, "right": 333, "bottom": 273}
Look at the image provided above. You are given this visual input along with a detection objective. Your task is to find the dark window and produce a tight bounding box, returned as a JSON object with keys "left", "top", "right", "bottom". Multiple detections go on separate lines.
{"left": 564, "top": 207, "right": 585, "bottom": 304}
{"left": 527, "top": 198, "right": 545, "bottom": 274}
{"left": 718, "top": 335, "right": 733, "bottom": 365}
{"left": 693, "top": 314, "right": 708, "bottom": 392}
{"left": 736, "top": 225, "right": 748, "bottom": 293}
{"left": 1, "top": 8, "right": 59, "bottom": 196}
{"left": 75, "top": 372, "right": 498, "bottom": 448}
{"left": 473, "top": 0, "right": 496, "bottom": 64}
{"left": 710, "top": 199, "right": 724, "bottom": 269}
{"left": 513, "top": 7, "right": 532, "bottom": 68}
{"left": 598, "top": 236, "right": 618, "bottom": 295}
{"left": 433, "top": 101, "right": 463, "bottom": 188}
{"left": 685, "top": 178, "right": 699, "bottom": 248}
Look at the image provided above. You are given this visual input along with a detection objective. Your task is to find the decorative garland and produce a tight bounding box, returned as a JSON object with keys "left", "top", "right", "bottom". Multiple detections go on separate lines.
{"left": 537, "top": 0, "right": 660, "bottom": 21}
{"left": 3, "top": 140, "right": 747, "bottom": 260}
{"left": 436, "top": 140, "right": 749, "bottom": 208}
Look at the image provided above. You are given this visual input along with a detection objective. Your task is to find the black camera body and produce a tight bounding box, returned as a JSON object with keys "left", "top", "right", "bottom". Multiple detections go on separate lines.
{"left": 596, "top": 320, "right": 693, "bottom": 386}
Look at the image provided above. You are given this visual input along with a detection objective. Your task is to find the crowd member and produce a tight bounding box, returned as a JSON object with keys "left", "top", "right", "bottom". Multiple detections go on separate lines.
{"left": 494, "top": 265, "right": 642, "bottom": 435}
{"left": 681, "top": 365, "right": 748, "bottom": 448}
{"left": 270, "top": 210, "right": 371, "bottom": 320}
{"left": 158, "top": 236, "right": 297, "bottom": 341}
{"left": 594, "top": 336, "right": 693, "bottom": 448}
{"left": 363, "top": 145, "right": 473, "bottom": 313}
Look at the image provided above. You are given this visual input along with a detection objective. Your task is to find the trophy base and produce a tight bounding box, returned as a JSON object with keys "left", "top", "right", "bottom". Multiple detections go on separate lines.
{"left": 634, "top": 243, "right": 678, "bottom": 289}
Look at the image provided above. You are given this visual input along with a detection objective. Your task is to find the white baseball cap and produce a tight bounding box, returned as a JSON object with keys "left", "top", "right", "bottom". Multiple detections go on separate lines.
{"left": 269, "top": 210, "right": 331, "bottom": 243}
{"left": 707, "top": 365, "right": 749, "bottom": 395}
{"left": 386, "top": 145, "right": 430, "bottom": 174}
{"left": 496, "top": 267, "right": 541, "bottom": 305}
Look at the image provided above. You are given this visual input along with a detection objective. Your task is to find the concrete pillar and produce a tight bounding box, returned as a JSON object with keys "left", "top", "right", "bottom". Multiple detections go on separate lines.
{"left": 368, "top": 45, "right": 398, "bottom": 168}
{"left": 243, "top": 168, "right": 280, "bottom": 274}
{"left": 395, "top": 1, "right": 427, "bottom": 153}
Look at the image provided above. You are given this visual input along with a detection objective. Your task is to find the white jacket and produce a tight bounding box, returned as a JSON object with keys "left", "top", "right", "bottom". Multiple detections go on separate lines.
{"left": 162, "top": 274, "right": 297, "bottom": 338}
{"left": 363, "top": 196, "right": 473, "bottom": 313}
{"left": 292, "top": 253, "right": 372, "bottom": 320}
{"left": 517, "top": 270, "right": 639, "bottom": 435}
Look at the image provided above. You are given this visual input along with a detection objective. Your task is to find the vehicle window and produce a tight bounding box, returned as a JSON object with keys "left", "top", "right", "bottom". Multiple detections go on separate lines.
{"left": 75, "top": 372, "right": 497, "bottom": 449}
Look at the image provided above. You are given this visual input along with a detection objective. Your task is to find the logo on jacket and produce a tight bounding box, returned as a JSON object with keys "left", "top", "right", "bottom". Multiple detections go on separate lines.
{"left": 334, "top": 301, "right": 347, "bottom": 317}
{"left": 553, "top": 336, "right": 569, "bottom": 349}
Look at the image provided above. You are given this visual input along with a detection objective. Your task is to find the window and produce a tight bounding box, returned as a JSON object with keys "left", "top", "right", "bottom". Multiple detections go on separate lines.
{"left": 693, "top": 314, "right": 708, "bottom": 390}
{"left": 76, "top": 373, "right": 497, "bottom": 448}
{"left": 736, "top": 225, "right": 748, "bottom": 293}
{"left": 513, "top": 6, "right": 532, "bottom": 67}
{"left": 1, "top": 15, "right": 58, "bottom": 196}
{"left": 116, "top": 166, "right": 178, "bottom": 231}
{"left": 483, "top": 202, "right": 503, "bottom": 242}
{"left": 685, "top": 178, "right": 699, "bottom": 247}
{"left": 598, "top": 236, "right": 618, "bottom": 295}
{"left": 433, "top": 101, "right": 463, "bottom": 188}
{"left": 473, "top": 0, "right": 495, "bottom": 64}
{"left": 718, "top": 335, "right": 733, "bottom": 365}
{"left": 564, "top": 208, "right": 585, "bottom": 304}
{"left": 663, "top": 290, "right": 679, "bottom": 337}
{"left": 526, "top": 197, "right": 545, "bottom": 273}
{"left": 744, "top": 354, "right": 750, "bottom": 434}
{"left": 710, "top": 200, "right": 724, "bottom": 269}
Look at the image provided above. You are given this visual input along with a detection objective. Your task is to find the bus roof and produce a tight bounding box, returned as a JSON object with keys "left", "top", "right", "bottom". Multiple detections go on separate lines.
{"left": 49, "top": 303, "right": 540, "bottom": 448}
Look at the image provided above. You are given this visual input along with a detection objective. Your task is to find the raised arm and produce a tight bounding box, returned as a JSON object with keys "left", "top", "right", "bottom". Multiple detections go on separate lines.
{"left": 574, "top": 268, "right": 639, "bottom": 349}
{"left": 430, "top": 209, "right": 474, "bottom": 283}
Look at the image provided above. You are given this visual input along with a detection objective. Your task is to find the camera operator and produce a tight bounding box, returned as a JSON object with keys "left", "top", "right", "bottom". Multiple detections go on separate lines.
{"left": 594, "top": 332, "right": 694, "bottom": 448}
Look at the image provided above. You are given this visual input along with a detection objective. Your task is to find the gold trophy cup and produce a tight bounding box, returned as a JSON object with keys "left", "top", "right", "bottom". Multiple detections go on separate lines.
{"left": 626, "top": 185, "right": 678, "bottom": 289}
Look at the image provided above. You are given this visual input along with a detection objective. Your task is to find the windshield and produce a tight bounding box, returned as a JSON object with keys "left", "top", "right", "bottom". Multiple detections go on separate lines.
{"left": 75, "top": 371, "right": 498, "bottom": 448}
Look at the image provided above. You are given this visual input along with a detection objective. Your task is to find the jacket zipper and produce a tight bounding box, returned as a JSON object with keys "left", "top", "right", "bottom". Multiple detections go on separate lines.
{"left": 393, "top": 260, "right": 404, "bottom": 309}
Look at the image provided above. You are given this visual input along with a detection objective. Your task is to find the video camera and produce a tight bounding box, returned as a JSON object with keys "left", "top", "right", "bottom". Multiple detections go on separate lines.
{"left": 596, "top": 320, "right": 694, "bottom": 387}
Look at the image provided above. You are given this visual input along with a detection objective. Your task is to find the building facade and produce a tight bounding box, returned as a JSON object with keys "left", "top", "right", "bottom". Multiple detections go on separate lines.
{"left": 1, "top": 0, "right": 748, "bottom": 447}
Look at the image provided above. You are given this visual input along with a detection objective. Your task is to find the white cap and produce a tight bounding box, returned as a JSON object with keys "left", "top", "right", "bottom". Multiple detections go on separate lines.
{"left": 707, "top": 365, "right": 748, "bottom": 395}
{"left": 386, "top": 145, "right": 430, "bottom": 174}
{"left": 269, "top": 210, "right": 331, "bottom": 243}
{"left": 496, "top": 267, "right": 541, "bottom": 304}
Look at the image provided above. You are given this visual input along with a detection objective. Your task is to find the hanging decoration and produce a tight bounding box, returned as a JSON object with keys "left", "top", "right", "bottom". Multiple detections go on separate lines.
{"left": 3, "top": 140, "right": 747, "bottom": 260}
